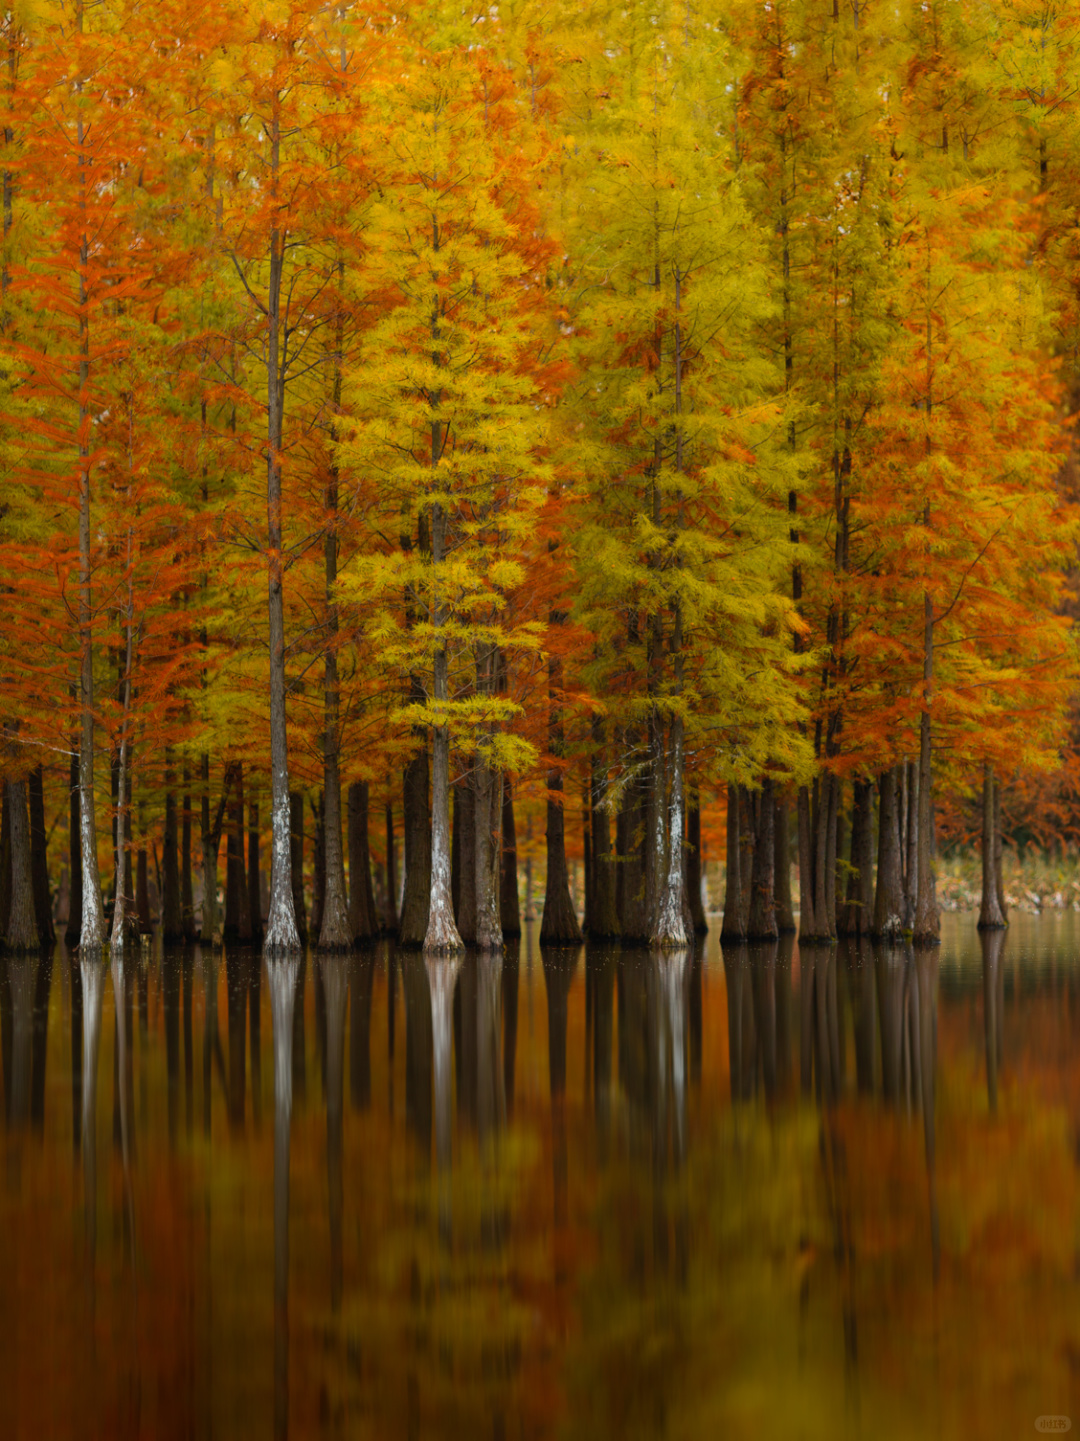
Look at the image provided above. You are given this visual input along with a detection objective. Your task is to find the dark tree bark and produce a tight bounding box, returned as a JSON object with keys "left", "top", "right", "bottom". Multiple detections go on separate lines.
{"left": 309, "top": 791, "right": 326, "bottom": 944}
{"left": 384, "top": 801, "right": 398, "bottom": 933}
{"left": 721, "top": 783, "right": 745, "bottom": 941}
{"left": 824, "top": 774, "right": 840, "bottom": 937}
{"left": 872, "top": 767, "right": 905, "bottom": 941}
{"left": 616, "top": 771, "right": 648, "bottom": 945}
{"left": 903, "top": 759, "right": 919, "bottom": 929}
{"left": 454, "top": 772, "right": 478, "bottom": 945}
{"left": 582, "top": 778, "right": 592, "bottom": 937}
{"left": 135, "top": 848, "right": 152, "bottom": 935}
{"left": 66, "top": 742, "right": 82, "bottom": 947}
{"left": 1, "top": 785, "right": 12, "bottom": 940}
{"left": 224, "top": 766, "right": 245, "bottom": 944}
{"left": 500, "top": 777, "right": 521, "bottom": 938}
{"left": 912, "top": 593, "right": 940, "bottom": 948}
{"left": 162, "top": 761, "right": 182, "bottom": 944}
{"left": 994, "top": 777, "right": 1007, "bottom": 923}
{"left": 28, "top": 766, "right": 54, "bottom": 946}
{"left": 746, "top": 779, "right": 778, "bottom": 940}
{"left": 289, "top": 792, "right": 308, "bottom": 946}
{"left": 686, "top": 796, "right": 707, "bottom": 935}
{"left": 978, "top": 763, "right": 1007, "bottom": 930}
{"left": 588, "top": 727, "right": 619, "bottom": 939}
{"left": 839, "top": 778, "right": 874, "bottom": 936}
{"left": 181, "top": 770, "right": 195, "bottom": 942}
{"left": 347, "top": 781, "right": 376, "bottom": 946}
{"left": 774, "top": 792, "right": 795, "bottom": 933}
{"left": 5, "top": 779, "right": 38, "bottom": 951}
{"left": 739, "top": 786, "right": 756, "bottom": 929}
{"left": 473, "top": 755, "right": 502, "bottom": 954}
{"left": 248, "top": 795, "right": 264, "bottom": 944}
{"left": 796, "top": 783, "right": 816, "bottom": 941}
{"left": 539, "top": 642, "right": 581, "bottom": 946}
{"left": 399, "top": 749, "right": 432, "bottom": 949}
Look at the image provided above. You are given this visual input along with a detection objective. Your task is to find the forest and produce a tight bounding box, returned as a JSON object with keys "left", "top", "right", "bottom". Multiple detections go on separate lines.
{"left": 1, "top": 0, "right": 1079, "bottom": 958}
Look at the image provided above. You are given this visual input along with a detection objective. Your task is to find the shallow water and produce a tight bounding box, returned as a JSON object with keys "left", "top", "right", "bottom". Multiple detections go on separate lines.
{"left": 1, "top": 913, "right": 1079, "bottom": 1439}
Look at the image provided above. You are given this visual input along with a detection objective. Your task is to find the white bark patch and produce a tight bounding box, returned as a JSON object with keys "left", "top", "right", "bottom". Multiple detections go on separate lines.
{"left": 265, "top": 793, "right": 301, "bottom": 952}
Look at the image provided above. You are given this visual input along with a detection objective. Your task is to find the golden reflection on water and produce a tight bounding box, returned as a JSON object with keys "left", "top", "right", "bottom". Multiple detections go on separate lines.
{"left": 1, "top": 913, "right": 1079, "bottom": 1438}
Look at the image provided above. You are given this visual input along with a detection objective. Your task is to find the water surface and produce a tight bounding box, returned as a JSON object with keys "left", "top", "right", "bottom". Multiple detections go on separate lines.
{"left": 1, "top": 914, "right": 1078, "bottom": 1439}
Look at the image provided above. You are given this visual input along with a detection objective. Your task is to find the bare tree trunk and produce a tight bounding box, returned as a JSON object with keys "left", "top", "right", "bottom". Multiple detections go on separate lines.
{"left": 686, "top": 795, "right": 707, "bottom": 935}
{"left": 796, "top": 784, "right": 816, "bottom": 940}
{"left": 384, "top": 801, "right": 398, "bottom": 934}
{"left": 774, "top": 792, "right": 795, "bottom": 933}
{"left": 454, "top": 772, "right": 477, "bottom": 944}
{"left": 181, "top": 770, "right": 195, "bottom": 942}
{"left": 423, "top": 493, "right": 463, "bottom": 955}
{"left": 136, "top": 849, "right": 151, "bottom": 935}
{"left": 903, "top": 759, "right": 919, "bottom": 929}
{"left": 5, "top": 779, "right": 38, "bottom": 950}
{"left": 589, "top": 725, "right": 619, "bottom": 939}
{"left": 721, "top": 784, "right": 745, "bottom": 941}
{"left": 839, "top": 778, "right": 873, "bottom": 936}
{"left": 289, "top": 792, "right": 307, "bottom": 946}
{"left": 249, "top": 795, "right": 264, "bottom": 944}
{"left": 163, "top": 758, "right": 182, "bottom": 943}
{"left": 66, "top": 736, "right": 82, "bottom": 947}
{"left": 347, "top": 781, "right": 375, "bottom": 945}
{"left": 617, "top": 772, "right": 648, "bottom": 945}
{"left": 500, "top": 777, "right": 521, "bottom": 938}
{"left": 399, "top": 750, "right": 431, "bottom": 948}
{"left": 747, "top": 779, "right": 778, "bottom": 940}
{"left": 540, "top": 641, "right": 581, "bottom": 946}
{"left": 28, "top": 766, "right": 54, "bottom": 946}
{"left": 912, "top": 593, "right": 940, "bottom": 947}
{"left": 652, "top": 709, "right": 687, "bottom": 949}
{"left": 474, "top": 758, "right": 502, "bottom": 954}
{"left": 978, "top": 762, "right": 1006, "bottom": 930}
{"left": 739, "top": 786, "right": 756, "bottom": 928}
{"left": 872, "top": 767, "right": 904, "bottom": 940}
{"left": 994, "top": 778, "right": 1007, "bottom": 922}
{"left": 310, "top": 792, "right": 325, "bottom": 944}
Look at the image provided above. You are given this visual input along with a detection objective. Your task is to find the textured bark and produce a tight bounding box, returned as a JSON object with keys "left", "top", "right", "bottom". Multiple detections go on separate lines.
{"left": 746, "top": 779, "right": 778, "bottom": 940}
{"left": 28, "top": 766, "right": 54, "bottom": 947}
{"left": 839, "top": 778, "right": 874, "bottom": 936}
{"left": 539, "top": 642, "right": 582, "bottom": 946}
{"left": 474, "top": 759, "right": 502, "bottom": 954}
{"left": 399, "top": 750, "right": 432, "bottom": 949}
{"left": 774, "top": 793, "right": 795, "bottom": 933}
{"left": 651, "top": 713, "right": 687, "bottom": 950}
{"left": 500, "top": 777, "right": 521, "bottom": 937}
{"left": 289, "top": 792, "right": 308, "bottom": 946}
{"left": 309, "top": 792, "right": 325, "bottom": 944}
{"left": 248, "top": 796, "right": 264, "bottom": 944}
{"left": 796, "top": 784, "right": 816, "bottom": 941}
{"left": 721, "top": 783, "right": 745, "bottom": 941}
{"left": 163, "top": 773, "right": 182, "bottom": 944}
{"left": 136, "top": 849, "right": 152, "bottom": 935}
{"left": 686, "top": 797, "right": 707, "bottom": 936}
{"left": 347, "top": 781, "right": 376, "bottom": 945}
{"left": 616, "top": 771, "right": 648, "bottom": 945}
{"left": 644, "top": 709, "right": 666, "bottom": 937}
{"left": 453, "top": 772, "right": 477, "bottom": 944}
{"left": 978, "top": 763, "right": 1006, "bottom": 930}
{"left": 181, "top": 774, "right": 196, "bottom": 941}
{"left": 66, "top": 742, "right": 82, "bottom": 946}
{"left": 804, "top": 777, "right": 835, "bottom": 942}
{"left": 423, "top": 720, "right": 462, "bottom": 955}
{"left": 872, "top": 767, "right": 905, "bottom": 940}
{"left": 5, "top": 779, "right": 38, "bottom": 951}
{"left": 200, "top": 758, "right": 234, "bottom": 946}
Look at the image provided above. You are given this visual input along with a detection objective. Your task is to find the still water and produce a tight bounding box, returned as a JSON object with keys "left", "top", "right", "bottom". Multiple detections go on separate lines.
{"left": 1, "top": 914, "right": 1078, "bottom": 1439}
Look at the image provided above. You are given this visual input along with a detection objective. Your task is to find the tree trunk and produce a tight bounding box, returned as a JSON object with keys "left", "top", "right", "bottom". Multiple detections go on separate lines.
{"left": 454, "top": 772, "right": 477, "bottom": 944}
{"left": 200, "top": 754, "right": 219, "bottom": 943}
{"left": 912, "top": 593, "right": 940, "bottom": 947}
{"left": 616, "top": 773, "right": 648, "bottom": 945}
{"left": 903, "top": 759, "right": 919, "bottom": 930}
{"left": 839, "top": 778, "right": 873, "bottom": 936}
{"left": 539, "top": 643, "right": 581, "bottom": 946}
{"left": 747, "top": 779, "right": 778, "bottom": 940}
{"left": 686, "top": 796, "right": 707, "bottom": 935}
{"left": 289, "top": 792, "right": 308, "bottom": 946}
{"left": 1, "top": 777, "right": 13, "bottom": 938}
{"left": 181, "top": 771, "right": 195, "bottom": 942}
{"left": 500, "top": 777, "right": 521, "bottom": 938}
{"left": 474, "top": 756, "right": 502, "bottom": 954}
{"left": 319, "top": 763, "right": 350, "bottom": 952}
{"left": 994, "top": 777, "right": 1007, "bottom": 922}
{"left": 739, "top": 786, "right": 756, "bottom": 928}
{"left": 234, "top": 767, "right": 252, "bottom": 943}
{"left": 66, "top": 739, "right": 82, "bottom": 947}
{"left": 978, "top": 763, "right": 1006, "bottom": 930}
{"left": 5, "top": 778, "right": 38, "bottom": 951}
{"left": 347, "top": 781, "right": 375, "bottom": 946}
{"left": 248, "top": 795, "right": 264, "bottom": 944}
{"left": 721, "top": 783, "right": 745, "bottom": 941}
{"left": 136, "top": 849, "right": 152, "bottom": 935}
{"left": 28, "top": 766, "right": 54, "bottom": 947}
{"left": 423, "top": 494, "right": 463, "bottom": 956}
{"left": 796, "top": 783, "right": 816, "bottom": 940}
{"left": 309, "top": 792, "right": 325, "bottom": 944}
{"left": 399, "top": 750, "right": 432, "bottom": 948}
{"left": 872, "top": 767, "right": 904, "bottom": 940}
{"left": 652, "top": 712, "right": 687, "bottom": 949}
{"left": 824, "top": 774, "right": 840, "bottom": 937}
{"left": 384, "top": 802, "right": 398, "bottom": 933}
{"left": 163, "top": 768, "right": 182, "bottom": 944}
{"left": 589, "top": 728, "right": 619, "bottom": 939}
{"left": 774, "top": 792, "right": 795, "bottom": 933}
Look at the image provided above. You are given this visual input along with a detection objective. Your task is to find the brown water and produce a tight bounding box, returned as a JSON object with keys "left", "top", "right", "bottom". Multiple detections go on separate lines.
{"left": 1, "top": 914, "right": 1079, "bottom": 1440}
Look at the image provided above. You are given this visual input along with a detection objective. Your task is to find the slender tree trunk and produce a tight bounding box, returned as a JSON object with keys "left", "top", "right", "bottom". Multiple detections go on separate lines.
{"left": 163, "top": 760, "right": 182, "bottom": 943}
{"left": 872, "top": 767, "right": 904, "bottom": 940}
{"left": 399, "top": 750, "right": 432, "bottom": 948}
{"left": 500, "top": 778, "right": 521, "bottom": 938}
{"left": 28, "top": 766, "right": 54, "bottom": 946}
{"left": 978, "top": 763, "right": 1006, "bottom": 930}
{"left": 136, "top": 849, "right": 151, "bottom": 935}
{"left": 913, "top": 594, "right": 940, "bottom": 947}
{"left": 721, "top": 783, "right": 745, "bottom": 941}
{"left": 774, "top": 792, "right": 795, "bottom": 933}
{"left": 903, "top": 759, "right": 919, "bottom": 929}
{"left": 423, "top": 493, "right": 463, "bottom": 955}
{"left": 474, "top": 757, "right": 502, "bottom": 954}
{"left": 796, "top": 784, "right": 816, "bottom": 940}
{"left": 309, "top": 792, "right": 325, "bottom": 943}
{"left": 652, "top": 709, "right": 687, "bottom": 949}
{"left": 994, "top": 778, "right": 1007, "bottom": 922}
{"left": 5, "top": 778, "right": 38, "bottom": 950}
{"left": 347, "top": 782, "right": 373, "bottom": 945}
{"left": 747, "top": 779, "right": 778, "bottom": 940}
{"left": 318, "top": 764, "right": 350, "bottom": 951}
{"left": 66, "top": 735, "right": 82, "bottom": 947}
{"left": 540, "top": 639, "right": 581, "bottom": 946}
{"left": 686, "top": 794, "right": 707, "bottom": 936}
{"left": 249, "top": 795, "right": 263, "bottom": 944}
{"left": 839, "top": 779, "right": 873, "bottom": 936}
{"left": 289, "top": 792, "right": 307, "bottom": 946}
{"left": 181, "top": 769, "right": 195, "bottom": 942}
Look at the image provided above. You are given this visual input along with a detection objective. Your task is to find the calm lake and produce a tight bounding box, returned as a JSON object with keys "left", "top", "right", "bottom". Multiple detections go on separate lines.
{"left": 1, "top": 913, "right": 1078, "bottom": 1439}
